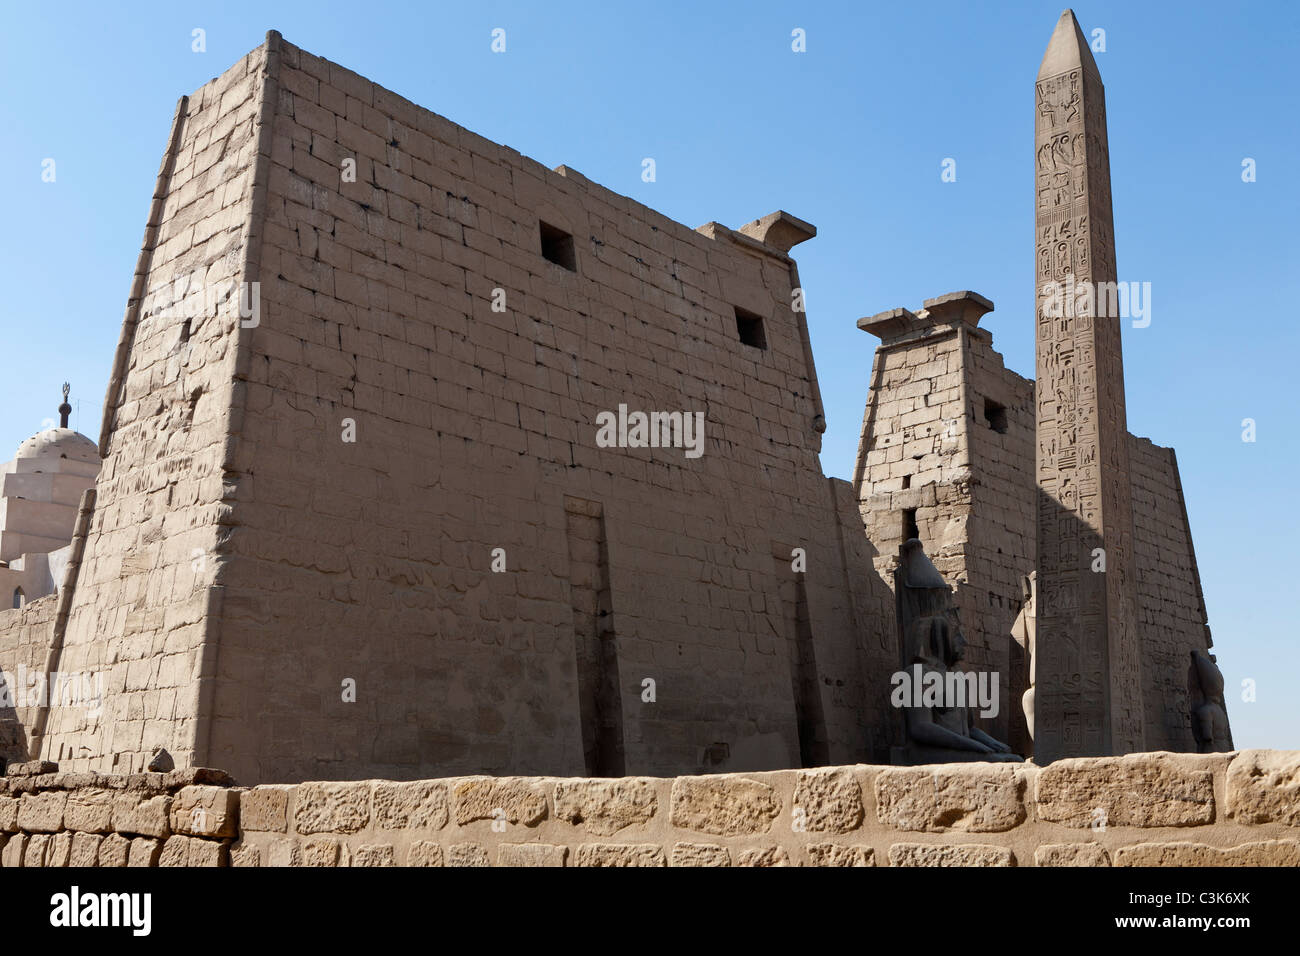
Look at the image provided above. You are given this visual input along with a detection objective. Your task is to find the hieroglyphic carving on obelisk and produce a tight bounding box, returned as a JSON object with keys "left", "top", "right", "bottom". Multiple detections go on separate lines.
{"left": 1033, "top": 9, "right": 1144, "bottom": 761}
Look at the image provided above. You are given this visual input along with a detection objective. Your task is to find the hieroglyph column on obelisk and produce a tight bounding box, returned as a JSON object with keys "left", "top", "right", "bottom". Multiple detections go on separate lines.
{"left": 1033, "top": 9, "right": 1144, "bottom": 760}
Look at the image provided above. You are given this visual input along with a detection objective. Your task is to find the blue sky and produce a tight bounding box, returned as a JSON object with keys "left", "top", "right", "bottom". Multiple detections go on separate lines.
{"left": 1, "top": 1, "right": 1295, "bottom": 748}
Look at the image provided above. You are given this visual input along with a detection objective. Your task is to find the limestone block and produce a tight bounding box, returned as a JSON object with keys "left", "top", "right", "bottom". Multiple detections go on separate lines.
{"left": 171, "top": 785, "right": 240, "bottom": 837}
{"left": 0, "top": 795, "right": 18, "bottom": 832}
{"left": 352, "top": 844, "right": 396, "bottom": 867}
{"left": 1036, "top": 755, "right": 1214, "bottom": 828}
{"left": 888, "top": 843, "right": 1014, "bottom": 867}
{"left": 1114, "top": 840, "right": 1300, "bottom": 867}
{"left": 792, "top": 768, "right": 865, "bottom": 833}
{"left": 267, "top": 838, "right": 303, "bottom": 866}
{"left": 407, "top": 841, "right": 445, "bottom": 867}
{"left": 553, "top": 778, "right": 657, "bottom": 835}
{"left": 69, "top": 832, "right": 102, "bottom": 866}
{"left": 1, "top": 833, "right": 24, "bottom": 867}
{"left": 128, "top": 837, "right": 162, "bottom": 867}
{"left": 293, "top": 781, "right": 371, "bottom": 834}
{"left": 304, "top": 838, "right": 341, "bottom": 866}
{"left": 158, "top": 834, "right": 226, "bottom": 867}
{"left": 452, "top": 777, "right": 547, "bottom": 827}
{"left": 98, "top": 833, "right": 131, "bottom": 868}
{"left": 374, "top": 780, "right": 448, "bottom": 830}
{"left": 876, "top": 765, "right": 1026, "bottom": 832}
{"left": 497, "top": 843, "right": 568, "bottom": 867}
{"left": 1035, "top": 843, "right": 1111, "bottom": 866}
{"left": 669, "top": 775, "right": 778, "bottom": 836}
{"left": 240, "top": 785, "right": 291, "bottom": 832}
{"left": 64, "top": 788, "right": 115, "bottom": 833}
{"left": 44, "top": 831, "right": 73, "bottom": 867}
{"left": 806, "top": 844, "right": 874, "bottom": 867}
{"left": 17, "top": 790, "right": 66, "bottom": 832}
{"left": 230, "top": 843, "right": 261, "bottom": 867}
{"left": 447, "top": 842, "right": 490, "bottom": 867}
{"left": 574, "top": 843, "right": 666, "bottom": 867}
{"left": 112, "top": 793, "right": 172, "bottom": 839}
{"left": 1225, "top": 750, "right": 1300, "bottom": 826}
{"left": 23, "top": 833, "right": 50, "bottom": 867}
{"left": 736, "top": 846, "right": 791, "bottom": 867}
{"left": 669, "top": 842, "right": 730, "bottom": 867}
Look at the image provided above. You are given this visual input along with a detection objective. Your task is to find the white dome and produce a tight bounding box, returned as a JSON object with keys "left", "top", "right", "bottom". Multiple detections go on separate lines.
{"left": 15, "top": 428, "right": 99, "bottom": 464}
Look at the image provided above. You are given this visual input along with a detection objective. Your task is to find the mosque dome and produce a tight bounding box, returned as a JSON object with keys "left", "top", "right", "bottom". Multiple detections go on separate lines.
{"left": 15, "top": 427, "right": 99, "bottom": 464}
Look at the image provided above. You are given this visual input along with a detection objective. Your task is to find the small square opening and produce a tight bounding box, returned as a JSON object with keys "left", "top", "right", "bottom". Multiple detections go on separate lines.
{"left": 540, "top": 221, "right": 576, "bottom": 271}
{"left": 983, "top": 398, "right": 1008, "bottom": 434}
{"left": 735, "top": 306, "right": 767, "bottom": 350}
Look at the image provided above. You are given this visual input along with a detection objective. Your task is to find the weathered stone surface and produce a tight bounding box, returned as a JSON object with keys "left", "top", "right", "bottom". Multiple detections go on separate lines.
{"left": 147, "top": 748, "right": 174, "bottom": 773}
{"left": 806, "top": 843, "right": 874, "bottom": 867}
{"left": 0, "top": 795, "right": 17, "bottom": 832}
{"left": 293, "top": 781, "right": 371, "bottom": 834}
{"left": 669, "top": 776, "right": 778, "bottom": 836}
{"left": 408, "top": 841, "right": 445, "bottom": 867}
{"left": 1225, "top": 750, "right": 1300, "bottom": 826}
{"left": 1114, "top": 840, "right": 1300, "bottom": 867}
{"left": 453, "top": 777, "right": 547, "bottom": 827}
{"left": 69, "top": 832, "right": 102, "bottom": 866}
{"left": 112, "top": 792, "right": 172, "bottom": 838}
{"left": 240, "top": 785, "right": 291, "bottom": 832}
{"left": 64, "top": 788, "right": 115, "bottom": 833}
{"left": 1036, "top": 756, "right": 1214, "bottom": 828}
{"left": 447, "top": 842, "right": 490, "bottom": 867}
{"left": 736, "top": 846, "right": 791, "bottom": 867}
{"left": 554, "top": 778, "right": 657, "bottom": 835}
{"left": 171, "top": 785, "right": 240, "bottom": 837}
{"left": 98, "top": 833, "right": 131, "bottom": 868}
{"left": 160, "top": 768, "right": 236, "bottom": 789}
{"left": 23, "top": 833, "right": 50, "bottom": 867}
{"left": 353, "top": 843, "right": 396, "bottom": 867}
{"left": 374, "top": 780, "right": 448, "bottom": 830}
{"left": 5, "top": 760, "right": 57, "bottom": 777}
{"left": 303, "top": 838, "right": 341, "bottom": 866}
{"left": 45, "top": 831, "right": 72, "bottom": 867}
{"left": 1035, "top": 843, "right": 1111, "bottom": 867}
{"left": 793, "top": 768, "right": 865, "bottom": 833}
{"left": 574, "top": 843, "right": 666, "bottom": 867}
{"left": 17, "top": 790, "right": 66, "bottom": 832}
{"left": 128, "top": 837, "right": 162, "bottom": 867}
{"left": 669, "top": 842, "right": 730, "bottom": 867}
{"left": 230, "top": 843, "right": 261, "bottom": 867}
{"left": 497, "top": 843, "right": 568, "bottom": 867}
{"left": 158, "top": 834, "right": 226, "bottom": 867}
{"left": 876, "top": 765, "right": 1026, "bottom": 832}
{"left": 1, "top": 833, "right": 25, "bottom": 867}
{"left": 888, "top": 843, "right": 1015, "bottom": 867}
{"left": 267, "top": 838, "right": 303, "bottom": 866}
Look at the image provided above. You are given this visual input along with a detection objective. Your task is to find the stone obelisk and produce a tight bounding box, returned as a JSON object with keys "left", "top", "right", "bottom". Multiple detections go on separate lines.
{"left": 1032, "top": 9, "right": 1144, "bottom": 761}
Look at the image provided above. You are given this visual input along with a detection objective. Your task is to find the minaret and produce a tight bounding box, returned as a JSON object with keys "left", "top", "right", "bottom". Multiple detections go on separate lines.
{"left": 1032, "top": 9, "right": 1144, "bottom": 760}
{"left": 59, "top": 382, "right": 72, "bottom": 428}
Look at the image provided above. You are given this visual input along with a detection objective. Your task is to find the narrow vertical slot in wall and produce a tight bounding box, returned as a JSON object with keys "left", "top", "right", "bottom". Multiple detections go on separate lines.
{"left": 565, "top": 497, "right": 625, "bottom": 776}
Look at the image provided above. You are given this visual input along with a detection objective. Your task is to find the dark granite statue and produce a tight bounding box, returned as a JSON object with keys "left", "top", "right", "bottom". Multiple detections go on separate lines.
{"left": 1188, "top": 650, "right": 1232, "bottom": 753}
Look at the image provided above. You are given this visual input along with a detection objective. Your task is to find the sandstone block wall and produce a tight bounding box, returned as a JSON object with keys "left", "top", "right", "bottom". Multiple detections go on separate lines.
{"left": 3, "top": 751, "right": 1295, "bottom": 867}
{"left": 34, "top": 47, "right": 273, "bottom": 774}
{"left": 198, "top": 34, "right": 894, "bottom": 782}
{"left": 0, "top": 595, "right": 59, "bottom": 765}
{"left": 854, "top": 308, "right": 1220, "bottom": 752}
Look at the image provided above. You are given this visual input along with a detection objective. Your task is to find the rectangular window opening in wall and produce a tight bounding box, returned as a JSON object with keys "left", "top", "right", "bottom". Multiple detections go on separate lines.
{"left": 539, "top": 221, "right": 577, "bottom": 271}
{"left": 902, "top": 508, "right": 919, "bottom": 543}
{"left": 734, "top": 306, "right": 767, "bottom": 350}
{"left": 984, "top": 398, "right": 1008, "bottom": 434}
{"left": 901, "top": 474, "right": 911, "bottom": 489}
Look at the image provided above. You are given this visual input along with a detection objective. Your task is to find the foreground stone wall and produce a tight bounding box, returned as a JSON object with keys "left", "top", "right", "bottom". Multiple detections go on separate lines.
{"left": 0, "top": 595, "right": 58, "bottom": 765}
{"left": 3, "top": 751, "right": 1295, "bottom": 867}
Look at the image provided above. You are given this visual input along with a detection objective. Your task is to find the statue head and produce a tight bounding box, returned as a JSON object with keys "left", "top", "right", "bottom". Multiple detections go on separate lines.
{"left": 908, "top": 614, "right": 966, "bottom": 670}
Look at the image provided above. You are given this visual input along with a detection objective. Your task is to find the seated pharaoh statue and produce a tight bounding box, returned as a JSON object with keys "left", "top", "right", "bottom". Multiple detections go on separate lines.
{"left": 891, "top": 538, "right": 1022, "bottom": 765}
{"left": 1188, "top": 650, "right": 1233, "bottom": 753}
